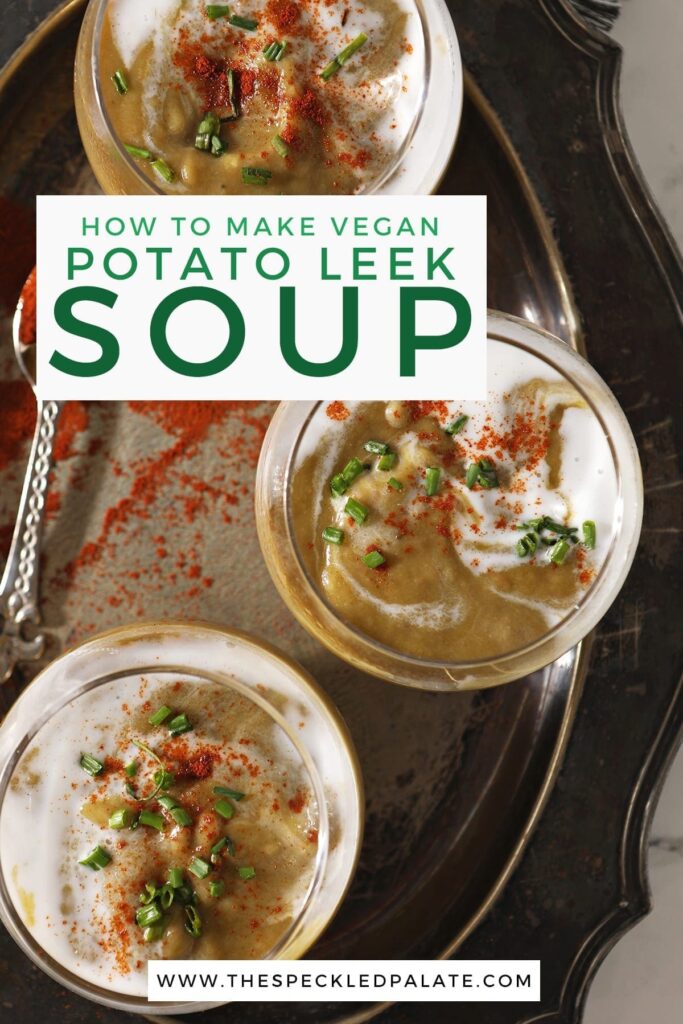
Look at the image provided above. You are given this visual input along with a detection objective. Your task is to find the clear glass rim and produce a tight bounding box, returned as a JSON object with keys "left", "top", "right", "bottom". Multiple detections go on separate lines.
{"left": 256, "top": 311, "right": 644, "bottom": 688}
{"left": 0, "top": 620, "right": 364, "bottom": 1012}
{"left": 84, "top": 0, "right": 461, "bottom": 195}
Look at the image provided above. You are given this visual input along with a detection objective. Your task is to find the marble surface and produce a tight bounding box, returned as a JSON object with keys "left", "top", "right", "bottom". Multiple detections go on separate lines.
{"left": 583, "top": 1, "right": 683, "bottom": 1020}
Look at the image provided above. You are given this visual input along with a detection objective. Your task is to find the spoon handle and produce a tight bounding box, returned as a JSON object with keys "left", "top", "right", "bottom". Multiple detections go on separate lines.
{"left": 0, "top": 398, "right": 65, "bottom": 683}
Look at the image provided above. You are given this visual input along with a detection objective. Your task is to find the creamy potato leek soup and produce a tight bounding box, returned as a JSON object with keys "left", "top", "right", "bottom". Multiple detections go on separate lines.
{"left": 292, "top": 341, "right": 618, "bottom": 662}
{"left": 99, "top": 0, "right": 424, "bottom": 194}
{"left": 2, "top": 674, "right": 318, "bottom": 994}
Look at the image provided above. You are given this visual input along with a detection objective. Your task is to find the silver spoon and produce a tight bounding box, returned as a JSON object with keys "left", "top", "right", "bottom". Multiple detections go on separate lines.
{"left": 0, "top": 273, "right": 65, "bottom": 682}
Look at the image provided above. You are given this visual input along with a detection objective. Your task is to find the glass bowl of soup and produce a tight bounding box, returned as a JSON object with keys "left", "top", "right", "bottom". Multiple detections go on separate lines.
{"left": 73, "top": 0, "right": 461, "bottom": 195}
{"left": 0, "top": 621, "right": 363, "bottom": 1013}
{"left": 255, "top": 312, "right": 644, "bottom": 691}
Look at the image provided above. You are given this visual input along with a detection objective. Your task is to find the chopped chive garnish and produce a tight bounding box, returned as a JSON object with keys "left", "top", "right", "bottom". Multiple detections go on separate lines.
{"left": 330, "top": 472, "right": 348, "bottom": 497}
{"left": 362, "top": 550, "right": 386, "bottom": 569}
{"left": 206, "top": 3, "right": 230, "bottom": 17}
{"left": 171, "top": 806, "right": 193, "bottom": 827}
{"left": 175, "top": 884, "right": 196, "bottom": 905}
{"left": 321, "top": 32, "right": 367, "bottom": 80}
{"left": 139, "top": 882, "right": 157, "bottom": 905}
{"left": 136, "top": 902, "right": 162, "bottom": 927}
{"left": 79, "top": 845, "right": 111, "bottom": 870}
{"left": 168, "top": 713, "right": 192, "bottom": 736}
{"left": 322, "top": 526, "right": 344, "bottom": 545}
{"left": 125, "top": 144, "right": 152, "bottom": 160}
{"left": 378, "top": 452, "right": 397, "bottom": 471}
{"left": 345, "top": 497, "right": 368, "bottom": 524}
{"left": 112, "top": 69, "right": 129, "bottom": 95}
{"left": 169, "top": 867, "right": 184, "bottom": 888}
{"left": 80, "top": 753, "right": 104, "bottom": 777}
{"left": 159, "top": 883, "right": 175, "bottom": 910}
{"left": 218, "top": 69, "right": 240, "bottom": 121}
{"left": 341, "top": 457, "right": 364, "bottom": 484}
{"left": 149, "top": 705, "right": 173, "bottom": 727}
{"left": 157, "top": 795, "right": 175, "bottom": 811}
{"left": 124, "top": 760, "right": 137, "bottom": 777}
{"left": 213, "top": 786, "right": 245, "bottom": 800}
{"left": 209, "top": 880, "right": 225, "bottom": 898}
{"left": 139, "top": 809, "right": 165, "bottom": 831}
{"left": 263, "top": 40, "right": 287, "bottom": 61}
{"left": 211, "top": 837, "right": 227, "bottom": 857}
{"left": 238, "top": 866, "right": 256, "bottom": 881}
{"left": 151, "top": 158, "right": 175, "bottom": 183}
{"left": 109, "top": 808, "right": 133, "bottom": 830}
{"left": 364, "top": 440, "right": 389, "bottom": 455}
{"left": 446, "top": 415, "right": 468, "bottom": 435}
{"left": 549, "top": 539, "right": 570, "bottom": 564}
{"left": 143, "top": 924, "right": 164, "bottom": 942}
{"left": 516, "top": 532, "right": 538, "bottom": 557}
{"left": 189, "top": 857, "right": 210, "bottom": 879}
{"left": 582, "top": 520, "right": 596, "bottom": 549}
{"left": 185, "top": 905, "right": 202, "bottom": 938}
{"left": 210, "top": 835, "right": 235, "bottom": 862}
{"left": 388, "top": 477, "right": 403, "bottom": 491}
{"left": 214, "top": 798, "right": 235, "bottom": 820}
{"left": 229, "top": 13, "right": 258, "bottom": 29}
{"left": 241, "top": 167, "right": 272, "bottom": 186}
{"left": 272, "top": 133, "right": 289, "bottom": 158}
{"left": 465, "top": 458, "right": 498, "bottom": 489}
{"left": 153, "top": 768, "right": 175, "bottom": 790}
{"left": 425, "top": 466, "right": 441, "bottom": 496}
{"left": 211, "top": 134, "right": 226, "bottom": 156}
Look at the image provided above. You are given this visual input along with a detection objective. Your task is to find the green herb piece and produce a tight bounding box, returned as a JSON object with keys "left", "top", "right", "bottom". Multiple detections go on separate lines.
{"left": 157, "top": 795, "right": 175, "bottom": 812}
{"left": 171, "top": 806, "right": 193, "bottom": 827}
{"left": 211, "top": 134, "right": 226, "bottom": 156}
{"left": 124, "top": 144, "right": 152, "bottom": 160}
{"left": 80, "top": 753, "right": 104, "bottom": 777}
{"left": 321, "top": 32, "right": 367, "bottom": 80}
{"left": 214, "top": 798, "right": 235, "bottom": 820}
{"left": 465, "top": 458, "right": 499, "bottom": 490}
{"left": 210, "top": 836, "right": 235, "bottom": 862}
{"left": 175, "top": 884, "right": 196, "bottom": 906}
{"left": 139, "top": 809, "right": 165, "bottom": 831}
{"left": 143, "top": 925, "right": 164, "bottom": 942}
{"left": 582, "top": 520, "right": 596, "bottom": 549}
{"left": 209, "top": 880, "right": 225, "bottom": 898}
{"left": 148, "top": 705, "right": 172, "bottom": 727}
{"left": 515, "top": 532, "right": 538, "bottom": 558}
{"left": 322, "top": 526, "right": 344, "bottom": 545}
{"left": 159, "top": 883, "right": 175, "bottom": 910}
{"left": 218, "top": 69, "right": 240, "bottom": 121}
{"left": 79, "top": 845, "right": 111, "bottom": 871}
{"left": 153, "top": 769, "right": 175, "bottom": 791}
{"left": 229, "top": 13, "right": 258, "bottom": 29}
{"left": 213, "top": 786, "right": 246, "bottom": 800}
{"left": 124, "top": 760, "right": 137, "bottom": 777}
{"left": 109, "top": 808, "right": 133, "bottom": 830}
{"left": 168, "top": 867, "right": 184, "bottom": 889}
{"left": 342, "top": 457, "right": 364, "bottom": 484}
{"left": 263, "top": 40, "right": 286, "bottom": 61}
{"left": 206, "top": 3, "right": 230, "bottom": 18}
{"left": 378, "top": 452, "right": 397, "bottom": 471}
{"left": 271, "top": 134, "right": 289, "bottom": 158}
{"left": 185, "top": 905, "right": 202, "bottom": 938}
{"left": 112, "top": 69, "right": 129, "bottom": 95}
{"left": 330, "top": 472, "right": 348, "bottom": 497}
{"left": 238, "top": 866, "right": 256, "bottom": 881}
{"left": 136, "top": 902, "right": 162, "bottom": 928}
{"left": 151, "top": 158, "right": 175, "bottom": 183}
{"left": 388, "top": 477, "right": 403, "bottom": 491}
{"left": 241, "top": 167, "right": 272, "bottom": 186}
{"left": 168, "top": 713, "right": 192, "bottom": 737}
{"left": 345, "top": 497, "right": 368, "bottom": 524}
{"left": 549, "top": 539, "right": 570, "bottom": 565}
{"left": 188, "top": 857, "right": 210, "bottom": 879}
{"left": 362, "top": 550, "right": 386, "bottom": 569}
{"left": 425, "top": 466, "right": 441, "bottom": 496}
{"left": 139, "top": 882, "right": 158, "bottom": 905}
{"left": 364, "top": 440, "right": 389, "bottom": 455}
{"left": 446, "top": 415, "right": 468, "bottom": 435}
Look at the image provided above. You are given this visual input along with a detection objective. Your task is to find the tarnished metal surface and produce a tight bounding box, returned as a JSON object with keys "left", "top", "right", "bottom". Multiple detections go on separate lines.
{"left": 0, "top": 2, "right": 682, "bottom": 1024}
